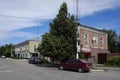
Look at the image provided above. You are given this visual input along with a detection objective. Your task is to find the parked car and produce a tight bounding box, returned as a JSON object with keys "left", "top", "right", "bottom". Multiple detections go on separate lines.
{"left": 59, "top": 59, "right": 91, "bottom": 72}
{"left": 1, "top": 55, "right": 6, "bottom": 59}
{"left": 28, "top": 57, "right": 41, "bottom": 64}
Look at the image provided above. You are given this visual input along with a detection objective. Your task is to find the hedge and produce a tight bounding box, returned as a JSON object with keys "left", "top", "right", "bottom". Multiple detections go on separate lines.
{"left": 106, "top": 56, "right": 120, "bottom": 67}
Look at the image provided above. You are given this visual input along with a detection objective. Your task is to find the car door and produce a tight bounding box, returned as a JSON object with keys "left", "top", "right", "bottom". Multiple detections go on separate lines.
{"left": 63, "top": 59, "right": 72, "bottom": 70}
{"left": 71, "top": 59, "right": 79, "bottom": 70}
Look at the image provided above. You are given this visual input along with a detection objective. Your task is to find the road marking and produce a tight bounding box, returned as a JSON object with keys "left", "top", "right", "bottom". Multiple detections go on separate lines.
{"left": 0, "top": 70, "right": 13, "bottom": 73}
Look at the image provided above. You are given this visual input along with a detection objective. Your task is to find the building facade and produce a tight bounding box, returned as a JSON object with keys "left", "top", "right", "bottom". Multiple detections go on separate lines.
{"left": 77, "top": 24, "right": 109, "bottom": 64}
{"left": 15, "top": 37, "right": 41, "bottom": 58}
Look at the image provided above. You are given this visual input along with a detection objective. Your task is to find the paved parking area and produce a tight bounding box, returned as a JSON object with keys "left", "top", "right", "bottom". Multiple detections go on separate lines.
{"left": 0, "top": 58, "right": 120, "bottom": 80}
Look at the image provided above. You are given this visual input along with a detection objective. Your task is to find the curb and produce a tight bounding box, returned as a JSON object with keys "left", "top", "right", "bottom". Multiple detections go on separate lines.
{"left": 92, "top": 67, "right": 120, "bottom": 72}
{"left": 91, "top": 69, "right": 104, "bottom": 72}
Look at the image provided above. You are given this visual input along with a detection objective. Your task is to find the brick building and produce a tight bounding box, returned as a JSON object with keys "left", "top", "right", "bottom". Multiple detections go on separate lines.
{"left": 77, "top": 24, "right": 110, "bottom": 64}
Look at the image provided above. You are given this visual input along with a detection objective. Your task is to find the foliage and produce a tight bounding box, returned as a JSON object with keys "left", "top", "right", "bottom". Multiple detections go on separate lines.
{"left": 116, "top": 35, "right": 120, "bottom": 53}
{"left": 106, "top": 56, "right": 120, "bottom": 67}
{"left": 0, "top": 44, "right": 14, "bottom": 57}
{"left": 78, "top": 50, "right": 85, "bottom": 59}
{"left": 40, "top": 56, "right": 50, "bottom": 63}
{"left": 102, "top": 29, "right": 120, "bottom": 53}
{"left": 38, "top": 2, "right": 76, "bottom": 61}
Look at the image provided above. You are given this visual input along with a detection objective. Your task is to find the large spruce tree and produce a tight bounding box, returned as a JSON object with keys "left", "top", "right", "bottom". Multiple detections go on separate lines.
{"left": 39, "top": 2, "right": 77, "bottom": 61}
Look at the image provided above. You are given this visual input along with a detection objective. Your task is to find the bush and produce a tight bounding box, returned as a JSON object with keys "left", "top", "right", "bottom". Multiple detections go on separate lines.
{"left": 40, "top": 57, "right": 50, "bottom": 64}
{"left": 106, "top": 56, "right": 120, "bottom": 67}
{"left": 78, "top": 50, "right": 85, "bottom": 59}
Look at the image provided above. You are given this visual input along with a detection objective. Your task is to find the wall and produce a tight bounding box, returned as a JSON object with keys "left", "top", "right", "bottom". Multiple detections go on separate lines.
{"left": 79, "top": 28, "right": 108, "bottom": 49}
{"left": 28, "top": 41, "right": 41, "bottom": 53}
{"left": 78, "top": 26, "right": 109, "bottom": 64}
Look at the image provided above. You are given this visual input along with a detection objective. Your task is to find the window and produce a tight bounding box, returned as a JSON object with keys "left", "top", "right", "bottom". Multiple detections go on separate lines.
{"left": 67, "top": 59, "right": 73, "bottom": 64}
{"left": 100, "top": 36, "right": 104, "bottom": 48}
{"left": 93, "top": 34, "right": 98, "bottom": 48}
{"left": 34, "top": 45, "right": 36, "bottom": 48}
{"left": 25, "top": 45, "right": 28, "bottom": 50}
{"left": 84, "top": 32, "right": 89, "bottom": 47}
{"left": 77, "top": 39, "right": 80, "bottom": 45}
{"left": 74, "top": 59, "right": 78, "bottom": 64}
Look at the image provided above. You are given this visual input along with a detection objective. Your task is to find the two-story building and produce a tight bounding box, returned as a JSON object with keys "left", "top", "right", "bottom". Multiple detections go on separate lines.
{"left": 15, "top": 37, "right": 41, "bottom": 58}
{"left": 77, "top": 24, "right": 110, "bottom": 64}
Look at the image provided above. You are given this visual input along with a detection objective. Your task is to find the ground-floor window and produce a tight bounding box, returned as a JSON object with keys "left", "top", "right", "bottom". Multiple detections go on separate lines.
{"left": 91, "top": 56, "right": 95, "bottom": 63}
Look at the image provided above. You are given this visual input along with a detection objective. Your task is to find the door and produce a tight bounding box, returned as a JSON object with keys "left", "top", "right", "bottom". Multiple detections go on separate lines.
{"left": 98, "top": 53, "right": 107, "bottom": 64}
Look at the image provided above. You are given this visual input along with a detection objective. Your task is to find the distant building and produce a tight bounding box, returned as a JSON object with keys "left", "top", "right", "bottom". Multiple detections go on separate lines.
{"left": 15, "top": 37, "right": 41, "bottom": 58}
{"left": 77, "top": 24, "right": 110, "bottom": 64}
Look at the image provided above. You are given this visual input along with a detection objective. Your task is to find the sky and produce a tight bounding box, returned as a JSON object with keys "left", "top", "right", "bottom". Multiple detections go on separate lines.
{"left": 0, "top": 0, "right": 120, "bottom": 46}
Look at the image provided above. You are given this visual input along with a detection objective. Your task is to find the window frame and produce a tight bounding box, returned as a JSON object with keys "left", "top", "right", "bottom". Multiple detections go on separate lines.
{"left": 84, "top": 31, "right": 89, "bottom": 47}
{"left": 93, "top": 34, "right": 98, "bottom": 48}
{"left": 100, "top": 36, "right": 104, "bottom": 48}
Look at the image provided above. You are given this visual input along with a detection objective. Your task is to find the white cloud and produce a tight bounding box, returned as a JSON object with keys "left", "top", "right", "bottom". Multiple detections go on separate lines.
{"left": 80, "top": 0, "right": 120, "bottom": 17}
{"left": 0, "top": 0, "right": 120, "bottom": 44}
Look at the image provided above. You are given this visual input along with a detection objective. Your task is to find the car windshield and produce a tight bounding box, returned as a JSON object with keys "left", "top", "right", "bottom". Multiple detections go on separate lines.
{"left": 31, "top": 57, "right": 38, "bottom": 59}
{"left": 80, "top": 59, "right": 88, "bottom": 63}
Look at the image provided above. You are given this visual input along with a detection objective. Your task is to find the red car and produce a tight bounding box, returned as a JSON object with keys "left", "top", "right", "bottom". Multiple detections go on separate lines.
{"left": 59, "top": 59, "right": 91, "bottom": 72}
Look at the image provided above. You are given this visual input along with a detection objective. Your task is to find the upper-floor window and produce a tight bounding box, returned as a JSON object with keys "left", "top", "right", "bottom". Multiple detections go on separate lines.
{"left": 84, "top": 32, "right": 89, "bottom": 47}
{"left": 93, "top": 34, "right": 98, "bottom": 48}
{"left": 100, "top": 36, "right": 104, "bottom": 48}
{"left": 34, "top": 45, "right": 36, "bottom": 48}
{"left": 25, "top": 45, "right": 28, "bottom": 50}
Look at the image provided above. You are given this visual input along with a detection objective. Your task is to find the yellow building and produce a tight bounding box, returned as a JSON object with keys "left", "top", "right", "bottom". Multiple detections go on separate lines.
{"left": 15, "top": 37, "right": 41, "bottom": 58}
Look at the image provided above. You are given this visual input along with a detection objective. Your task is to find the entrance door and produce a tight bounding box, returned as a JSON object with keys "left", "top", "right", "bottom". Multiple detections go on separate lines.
{"left": 98, "top": 53, "right": 107, "bottom": 64}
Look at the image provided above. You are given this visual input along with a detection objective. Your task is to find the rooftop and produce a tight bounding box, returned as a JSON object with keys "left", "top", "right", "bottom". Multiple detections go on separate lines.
{"left": 15, "top": 37, "right": 42, "bottom": 46}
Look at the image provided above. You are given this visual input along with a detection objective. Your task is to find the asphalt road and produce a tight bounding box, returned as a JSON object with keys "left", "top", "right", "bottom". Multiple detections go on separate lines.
{"left": 0, "top": 58, "right": 120, "bottom": 80}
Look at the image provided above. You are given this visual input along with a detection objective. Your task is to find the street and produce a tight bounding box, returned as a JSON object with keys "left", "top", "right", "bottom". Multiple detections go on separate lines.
{"left": 0, "top": 58, "right": 120, "bottom": 80}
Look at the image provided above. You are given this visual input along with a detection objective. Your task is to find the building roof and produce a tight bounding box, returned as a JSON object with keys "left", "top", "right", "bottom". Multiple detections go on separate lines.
{"left": 79, "top": 24, "right": 107, "bottom": 34}
{"left": 15, "top": 37, "right": 42, "bottom": 47}
{"left": 29, "top": 37, "right": 42, "bottom": 42}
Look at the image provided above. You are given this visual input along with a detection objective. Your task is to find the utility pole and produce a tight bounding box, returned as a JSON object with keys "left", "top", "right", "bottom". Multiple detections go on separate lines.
{"left": 76, "top": 0, "right": 79, "bottom": 59}
{"left": 38, "top": 25, "right": 40, "bottom": 37}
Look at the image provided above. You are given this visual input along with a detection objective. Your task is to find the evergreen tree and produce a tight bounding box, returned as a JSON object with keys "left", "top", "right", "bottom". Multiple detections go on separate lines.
{"left": 39, "top": 2, "right": 77, "bottom": 61}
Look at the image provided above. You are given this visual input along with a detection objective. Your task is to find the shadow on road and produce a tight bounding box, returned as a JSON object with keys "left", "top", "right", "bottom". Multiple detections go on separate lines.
{"left": 32, "top": 63, "right": 59, "bottom": 68}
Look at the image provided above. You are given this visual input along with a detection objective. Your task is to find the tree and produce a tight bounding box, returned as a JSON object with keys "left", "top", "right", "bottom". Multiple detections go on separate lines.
{"left": 0, "top": 44, "right": 14, "bottom": 57}
{"left": 102, "top": 29, "right": 118, "bottom": 53}
{"left": 116, "top": 35, "right": 120, "bottom": 53}
{"left": 39, "top": 2, "right": 77, "bottom": 61}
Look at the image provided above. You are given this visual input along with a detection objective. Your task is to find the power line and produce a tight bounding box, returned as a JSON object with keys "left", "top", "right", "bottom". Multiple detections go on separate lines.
{"left": 0, "top": 14, "right": 50, "bottom": 20}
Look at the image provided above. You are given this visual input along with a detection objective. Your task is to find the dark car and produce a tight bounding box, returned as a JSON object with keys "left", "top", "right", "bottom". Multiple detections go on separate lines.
{"left": 29, "top": 57, "right": 41, "bottom": 64}
{"left": 59, "top": 59, "right": 91, "bottom": 72}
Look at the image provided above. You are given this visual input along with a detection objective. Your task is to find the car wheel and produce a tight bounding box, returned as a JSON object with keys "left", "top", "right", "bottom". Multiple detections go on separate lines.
{"left": 29, "top": 61, "right": 31, "bottom": 64}
{"left": 78, "top": 68, "right": 83, "bottom": 73}
{"left": 59, "top": 66, "right": 64, "bottom": 70}
{"left": 86, "top": 70, "right": 90, "bottom": 72}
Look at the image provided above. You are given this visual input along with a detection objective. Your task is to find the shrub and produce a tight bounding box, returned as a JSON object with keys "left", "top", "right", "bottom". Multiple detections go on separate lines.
{"left": 106, "top": 56, "right": 120, "bottom": 67}
{"left": 40, "top": 57, "right": 50, "bottom": 64}
{"left": 78, "top": 50, "right": 85, "bottom": 59}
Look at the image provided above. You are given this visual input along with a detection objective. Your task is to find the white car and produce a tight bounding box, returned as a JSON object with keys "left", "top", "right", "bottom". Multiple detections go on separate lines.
{"left": 1, "top": 55, "right": 6, "bottom": 59}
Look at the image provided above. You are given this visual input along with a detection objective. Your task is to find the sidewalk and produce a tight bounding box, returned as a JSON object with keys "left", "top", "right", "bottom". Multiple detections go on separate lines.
{"left": 91, "top": 64, "right": 120, "bottom": 72}
{"left": 93, "top": 66, "right": 120, "bottom": 71}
